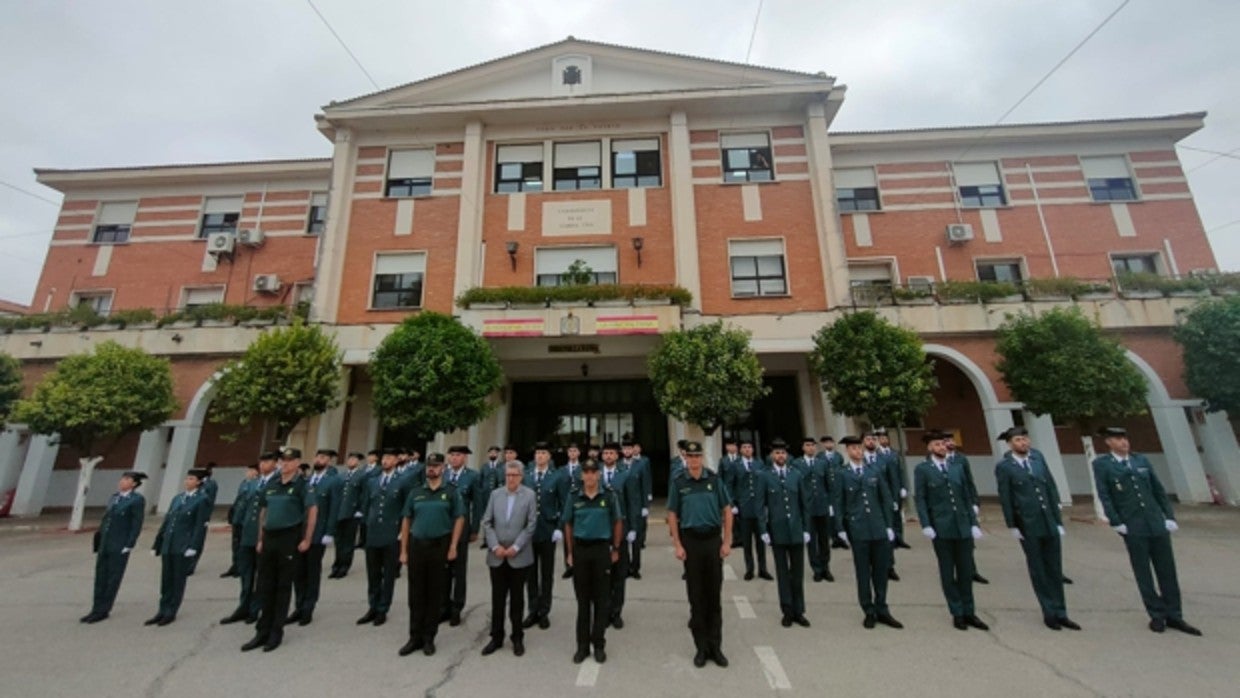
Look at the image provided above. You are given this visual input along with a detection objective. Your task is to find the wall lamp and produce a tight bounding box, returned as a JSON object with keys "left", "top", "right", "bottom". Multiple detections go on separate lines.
{"left": 506, "top": 241, "right": 519, "bottom": 271}
{"left": 171, "top": 333, "right": 184, "bottom": 343}
{"left": 632, "top": 236, "right": 644, "bottom": 268}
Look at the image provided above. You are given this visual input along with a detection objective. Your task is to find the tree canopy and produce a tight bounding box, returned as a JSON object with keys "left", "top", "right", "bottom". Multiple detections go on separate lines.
{"left": 369, "top": 312, "right": 503, "bottom": 435}
{"left": 809, "top": 311, "right": 936, "bottom": 428}
{"left": 648, "top": 321, "right": 768, "bottom": 435}
{"left": 0, "top": 352, "right": 21, "bottom": 421}
{"left": 1173, "top": 295, "right": 1240, "bottom": 414}
{"left": 208, "top": 321, "right": 344, "bottom": 442}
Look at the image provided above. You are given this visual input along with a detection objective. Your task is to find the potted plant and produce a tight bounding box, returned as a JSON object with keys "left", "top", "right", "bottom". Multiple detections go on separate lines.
{"left": 99, "top": 307, "right": 157, "bottom": 330}
{"left": 936, "top": 280, "right": 1020, "bottom": 304}
{"left": 1023, "top": 277, "right": 1086, "bottom": 301}
{"left": 1115, "top": 272, "right": 1166, "bottom": 299}
{"left": 892, "top": 285, "right": 935, "bottom": 305}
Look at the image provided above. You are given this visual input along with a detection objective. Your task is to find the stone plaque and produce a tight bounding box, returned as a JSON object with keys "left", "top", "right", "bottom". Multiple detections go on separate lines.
{"left": 542, "top": 200, "right": 611, "bottom": 236}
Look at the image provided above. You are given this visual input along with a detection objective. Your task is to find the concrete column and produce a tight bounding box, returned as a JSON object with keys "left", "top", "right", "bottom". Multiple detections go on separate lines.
{"left": 1024, "top": 412, "right": 1073, "bottom": 505}
{"left": 796, "top": 365, "right": 819, "bottom": 439}
{"left": 160, "top": 424, "right": 201, "bottom": 513}
{"left": 1149, "top": 404, "right": 1211, "bottom": 503}
{"left": 667, "top": 111, "right": 702, "bottom": 310}
{"left": 315, "top": 367, "right": 352, "bottom": 450}
{"left": 818, "top": 392, "right": 849, "bottom": 441}
{"left": 982, "top": 407, "right": 1017, "bottom": 463}
{"left": 10, "top": 434, "right": 60, "bottom": 517}
{"left": 312, "top": 127, "right": 358, "bottom": 324}
{"left": 454, "top": 121, "right": 486, "bottom": 299}
{"left": 133, "top": 427, "right": 171, "bottom": 509}
{"left": 804, "top": 101, "right": 852, "bottom": 307}
{"left": 0, "top": 426, "right": 29, "bottom": 496}
{"left": 1194, "top": 410, "right": 1240, "bottom": 505}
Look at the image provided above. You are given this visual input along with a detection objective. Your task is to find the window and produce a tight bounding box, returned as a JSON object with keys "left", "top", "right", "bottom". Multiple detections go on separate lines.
{"left": 729, "top": 239, "right": 787, "bottom": 297}
{"left": 552, "top": 142, "right": 602, "bottom": 191}
{"left": 611, "top": 138, "right": 661, "bottom": 188}
{"left": 835, "top": 167, "right": 880, "bottom": 212}
{"left": 181, "top": 286, "right": 225, "bottom": 309}
{"left": 1081, "top": 156, "right": 1138, "bottom": 202}
{"left": 953, "top": 162, "right": 1006, "bottom": 207}
{"left": 71, "top": 291, "right": 113, "bottom": 316}
{"left": 372, "top": 253, "right": 426, "bottom": 309}
{"left": 386, "top": 149, "right": 434, "bottom": 197}
{"left": 92, "top": 201, "right": 137, "bottom": 244}
{"left": 306, "top": 192, "right": 328, "bottom": 233}
{"left": 1111, "top": 253, "right": 1159, "bottom": 275}
{"left": 198, "top": 196, "right": 242, "bottom": 238}
{"left": 848, "top": 264, "right": 894, "bottom": 303}
{"left": 721, "top": 133, "right": 773, "bottom": 183}
{"left": 976, "top": 259, "right": 1024, "bottom": 283}
{"left": 535, "top": 246, "right": 617, "bottom": 286}
{"left": 495, "top": 144, "right": 544, "bottom": 193}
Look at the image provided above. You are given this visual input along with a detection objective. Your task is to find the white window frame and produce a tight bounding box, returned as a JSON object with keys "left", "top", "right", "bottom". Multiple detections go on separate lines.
{"left": 952, "top": 162, "right": 1006, "bottom": 208}
{"left": 610, "top": 137, "right": 662, "bottom": 189}
{"left": 1081, "top": 155, "right": 1139, "bottom": 202}
{"left": 371, "top": 251, "right": 427, "bottom": 310}
{"left": 70, "top": 290, "right": 115, "bottom": 316}
{"left": 552, "top": 141, "right": 603, "bottom": 191}
{"left": 534, "top": 245, "right": 618, "bottom": 286}
{"left": 973, "top": 257, "right": 1027, "bottom": 284}
{"left": 198, "top": 196, "right": 243, "bottom": 238}
{"left": 721, "top": 132, "right": 774, "bottom": 183}
{"left": 386, "top": 149, "right": 435, "bottom": 198}
{"left": 728, "top": 238, "right": 788, "bottom": 297}
{"left": 92, "top": 201, "right": 137, "bottom": 244}
{"left": 834, "top": 167, "right": 881, "bottom": 212}
{"left": 306, "top": 192, "right": 329, "bottom": 233}
{"left": 180, "top": 285, "right": 225, "bottom": 309}
{"left": 1109, "top": 251, "right": 1164, "bottom": 276}
{"left": 495, "top": 143, "right": 545, "bottom": 193}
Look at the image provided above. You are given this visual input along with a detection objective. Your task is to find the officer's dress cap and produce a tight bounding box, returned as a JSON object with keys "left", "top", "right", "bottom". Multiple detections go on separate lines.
{"left": 279, "top": 447, "right": 302, "bottom": 460}
{"left": 838, "top": 435, "right": 863, "bottom": 446}
{"left": 683, "top": 441, "right": 704, "bottom": 455}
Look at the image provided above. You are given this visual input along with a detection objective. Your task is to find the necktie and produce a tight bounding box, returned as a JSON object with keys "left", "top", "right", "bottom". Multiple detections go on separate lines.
{"left": 606, "top": 471, "right": 612, "bottom": 487}
{"left": 536, "top": 471, "right": 543, "bottom": 487}
{"left": 1122, "top": 458, "right": 1131, "bottom": 470}
{"left": 381, "top": 475, "right": 389, "bottom": 489}
{"left": 779, "top": 468, "right": 786, "bottom": 483}
{"left": 939, "top": 462, "right": 947, "bottom": 474}
{"left": 1021, "top": 459, "right": 1030, "bottom": 473}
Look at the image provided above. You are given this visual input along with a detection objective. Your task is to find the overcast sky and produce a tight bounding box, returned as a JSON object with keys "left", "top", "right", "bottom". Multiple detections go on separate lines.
{"left": 2, "top": 0, "right": 1238, "bottom": 306}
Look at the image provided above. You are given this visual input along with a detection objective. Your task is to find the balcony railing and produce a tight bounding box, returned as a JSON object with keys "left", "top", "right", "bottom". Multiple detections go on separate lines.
{"left": 850, "top": 272, "right": 1239, "bottom": 308}
{"left": 0, "top": 302, "right": 309, "bottom": 333}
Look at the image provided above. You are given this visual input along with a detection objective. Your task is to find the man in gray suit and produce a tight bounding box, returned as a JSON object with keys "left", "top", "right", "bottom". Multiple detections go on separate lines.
{"left": 480, "top": 461, "right": 538, "bottom": 657}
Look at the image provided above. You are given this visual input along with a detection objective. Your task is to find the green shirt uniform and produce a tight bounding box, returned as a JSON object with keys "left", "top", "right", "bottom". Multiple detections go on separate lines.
{"left": 89, "top": 490, "right": 145, "bottom": 617}
{"left": 259, "top": 476, "right": 315, "bottom": 532}
{"left": 668, "top": 466, "right": 730, "bottom": 657}
{"left": 402, "top": 483, "right": 464, "bottom": 539}
{"left": 563, "top": 488, "right": 621, "bottom": 540}
{"left": 667, "top": 469, "right": 730, "bottom": 530}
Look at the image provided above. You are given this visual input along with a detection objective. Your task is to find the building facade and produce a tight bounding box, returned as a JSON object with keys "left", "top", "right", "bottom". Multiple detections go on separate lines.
{"left": 3, "top": 39, "right": 1238, "bottom": 515}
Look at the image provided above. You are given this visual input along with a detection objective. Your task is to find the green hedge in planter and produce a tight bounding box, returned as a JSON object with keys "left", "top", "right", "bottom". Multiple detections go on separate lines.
{"left": 456, "top": 284, "right": 693, "bottom": 308}
{"left": 936, "top": 280, "right": 1021, "bottom": 302}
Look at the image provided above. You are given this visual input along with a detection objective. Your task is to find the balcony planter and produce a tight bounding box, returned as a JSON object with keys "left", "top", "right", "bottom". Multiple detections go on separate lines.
{"left": 590, "top": 299, "right": 632, "bottom": 308}
{"left": 467, "top": 301, "right": 508, "bottom": 310}
{"left": 456, "top": 283, "right": 692, "bottom": 310}
{"left": 549, "top": 300, "right": 585, "bottom": 309}
{"left": 892, "top": 287, "right": 934, "bottom": 306}
{"left": 632, "top": 297, "right": 672, "bottom": 307}
{"left": 936, "top": 280, "right": 1020, "bottom": 305}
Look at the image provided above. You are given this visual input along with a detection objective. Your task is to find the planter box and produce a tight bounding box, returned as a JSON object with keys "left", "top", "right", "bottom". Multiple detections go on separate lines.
{"left": 632, "top": 297, "right": 671, "bottom": 306}
{"left": 1025, "top": 293, "right": 1071, "bottom": 302}
{"left": 509, "top": 302, "right": 547, "bottom": 310}
{"left": 49, "top": 325, "right": 81, "bottom": 333}
{"left": 1211, "top": 288, "right": 1239, "bottom": 296}
{"left": 984, "top": 294, "right": 1025, "bottom": 304}
{"left": 1168, "top": 290, "right": 1210, "bottom": 299}
{"left": 590, "top": 299, "right": 632, "bottom": 308}
{"left": 466, "top": 302, "right": 508, "bottom": 310}
{"left": 240, "top": 318, "right": 277, "bottom": 328}
{"left": 1119, "top": 290, "right": 1164, "bottom": 300}
{"left": 1076, "top": 291, "right": 1114, "bottom": 301}
{"left": 199, "top": 319, "right": 236, "bottom": 328}
{"left": 894, "top": 296, "right": 934, "bottom": 306}
{"left": 549, "top": 300, "right": 585, "bottom": 309}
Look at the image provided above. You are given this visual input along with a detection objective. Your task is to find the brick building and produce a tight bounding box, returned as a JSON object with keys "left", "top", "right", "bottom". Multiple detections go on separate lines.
{"left": 2, "top": 39, "right": 1237, "bottom": 515}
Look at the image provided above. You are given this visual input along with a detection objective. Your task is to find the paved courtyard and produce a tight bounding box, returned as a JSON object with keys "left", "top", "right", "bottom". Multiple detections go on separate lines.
{"left": 1, "top": 503, "right": 1238, "bottom": 697}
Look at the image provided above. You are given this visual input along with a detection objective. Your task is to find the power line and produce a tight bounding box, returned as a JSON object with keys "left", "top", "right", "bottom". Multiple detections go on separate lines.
{"left": 1205, "top": 217, "right": 1240, "bottom": 234}
{"left": 1180, "top": 144, "right": 1240, "bottom": 171}
{"left": 0, "top": 179, "right": 61, "bottom": 207}
{"left": 744, "top": 0, "right": 765, "bottom": 64}
{"left": 306, "top": 0, "right": 381, "bottom": 91}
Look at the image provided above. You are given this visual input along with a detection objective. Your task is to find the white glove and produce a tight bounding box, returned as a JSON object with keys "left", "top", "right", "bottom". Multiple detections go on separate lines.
{"left": 971, "top": 526, "right": 983, "bottom": 540}
{"left": 1010, "top": 528, "right": 1024, "bottom": 541}
{"left": 899, "top": 488, "right": 907, "bottom": 499}
{"left": 1057, "top": 525, "right": 1065, "bottom": 537}
{"left": 626, "top": 530, "right": 637, "bottom": 543}
{"left": 184, "top": 549, "right": 197, "bottom": 558}
{"left": 321, "top": 535, "right": 334, "bottom": 545}
{"left": 731, "top": 506, "right": 739, "bottom": 515}
{"left": 922, "top": 526, "right": 936, "bottom": 540}
{"left": 1112, "top": 524, "right": 1129, "bottom": 535}
{"left": 837, "top": 531, "right": 849, "bottom": 545}
{"left": 972, "top": 505, "right": 980, "bottom": 516}
{"left": 828, "top": 506, "right": 834, "bottom": 517}
{"left": 121, "top": 547, "right": 131, "bottom": 554}
{"left": 641, "top": 508, "right": 649, "bottom": 518}
{"left": 886, "top": 528, "right": 895, "bottom": 542}
{"left": 893, "top": 503, "right": 899, "bottom": 512}
{"left": 354, "top": 512, "right": 363, "bottom": 519}
{"left": 1165, "top": 519, "right": 1178, "bottom": 533}
{"left": 802, "top": 532, "right": 811, "bottom": 544}
{"left": 760, "top": 533, "right": 771, "bottom": 545}
{"left": 552, "top": 530, "right": 563, "bottom": 543}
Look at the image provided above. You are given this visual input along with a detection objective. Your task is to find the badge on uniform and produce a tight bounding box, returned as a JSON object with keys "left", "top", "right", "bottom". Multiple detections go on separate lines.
{"left": 707, "top": 484, "right": 713, "bottom": 491}
{"left": 1116, "top": 483, "right": 1123, "bottom": 492}
{"left": 441, "top": 493, "right": 447, "bottom": 501}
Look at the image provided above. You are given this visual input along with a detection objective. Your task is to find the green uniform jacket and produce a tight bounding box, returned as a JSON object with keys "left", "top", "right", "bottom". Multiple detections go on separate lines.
{"left": 524, "top": 465, "right": 569, "bottom": 543}
{"left": 444, "top": 466, "right": 480, "bottom": 534}
{"left": 792, "top": 456, "right": 832, "bottom": 517}
{"left": 360, "top": 472, "right": 410, "bottom": 548}
{"left": 237, "top": 476, "right": 268, "bottom": 547}
{"left": 913, "top": 459, "right": 979, "bottom": 539}
{"left": 603, "top": 465, "right": 643, "bottom": 534}
{"left": 95, "top": 491, "right": 145, "bottom": 554}
{"left": 1092, "top": 452, "right": 1174, "bottom": 537}
{"left": 307, "top": 469, "right": 342, "bottom": 542}
{"left": 879, "top": 448, "right": 907, "bottom": 501}
{"left": 834, "top": 463, "right": 894, "bottom": 542}
{"left": 478, "top": 461, "right": 505, "bottom": 495}
{"left": 728, "top": 458, "right": 766, "bottom": 518}
{"left": 994, "top": 452, "right": 1062, "bottom": 537}
{"left": 758, "top": 465, "right": 812, "bottom": 545}
{"left": 337, "top": 467, "right": 367, "bottom": 521}
{"left": 153, "top": 490, "right": 210, "bottom": 556}
{"left": 202, "top": 477, "right": 219, "bottom": 510}
{"left": 624, "top": 456, "right": 653, "bottom": 504}
{"left": 949, "top": 452, "right": 980, "bottom": 508}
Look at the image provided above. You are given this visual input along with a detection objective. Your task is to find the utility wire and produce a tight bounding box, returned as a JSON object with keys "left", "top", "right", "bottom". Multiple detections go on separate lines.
{"left": 1181, "top": 144, "right": 1240, "bottom": 171}
{"left": 306, "top": 0, "right": 381, "bottom": 91}
{"left": 744, "top": 0, "right": 765, "bottom": 64}
{"left": 0, "top": 179, "right": 61, "bottom": 207}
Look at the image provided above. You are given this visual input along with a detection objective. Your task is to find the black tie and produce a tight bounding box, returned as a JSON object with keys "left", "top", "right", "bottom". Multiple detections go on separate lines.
{"left": 381, "top": 475, "right": 389, "bottom": 490}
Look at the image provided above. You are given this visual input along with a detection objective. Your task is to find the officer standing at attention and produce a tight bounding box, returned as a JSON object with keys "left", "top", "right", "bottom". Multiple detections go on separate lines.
{"left": 289, "top": 449, "right": 340, "bottom": 627}
{"left": 820, "top": 436, "right": 849, "bottom": 550}
{"left": 398, "top": 453, "right": 466, "bottom": 657}
{"left": 241, "top": 448, "right": 317, "bottom": 652}
{"left": 620, "top": 440, "right": 651, "bottom": 580}
{"left": 221, "top": 453, "right": 277, "bottom": 625}
{"left": 793, "top": 437, "right": 834, "bottom": 582}
{"left": 357, "top": 447, "right": 407, "bottom": 627}
{"left": 759, "top": 439, "right": 813, "bottom": 628}
{"left": 443, "top": 445, "right": 480, "bottom": 626}
{"left": 728, "top": 438, "right": 771, "bottom": 581}
{"left": 147, "top": 468, "right": 211, "bottom": 627}
{"left": 222, "top": 464, "right": 258, "bottom": 578}
{"left": 523, "top": 442, "right": 568, "bottom": 630}
{"left": 835, "top": 436, "right": 902, "bottom": 629}
{"left": 563, "top": 459, "right": 623, "bottom": 664}
{"left": 330, "top": 451, "right": 368, "bottom": 579}
{"left": 667, "top": 441, "right": 733, "bottom": 668}
{"left": 560, "top": 443, "right": 585, "bottom": 578}
{"left": 875, "top": 429, "right": 911, "bottom": 552}
{"left": 82, "top": 470, "right": 147, "bottom": 624}
{"left": 863, "top": 431, "right": 903, "bottom": 581}
{"left": 1092, "top": 427, "right": 1201, "bottom": 636}
{"left": 600, "top": 442, "right": 641, "bottom": 629}
{"left": 993, "top": 428, "right": 1080, "bottom": 631}
{"left": 914, "top": 430, "right": 987, "bottom": 631}
{"left": 940, "top": 432, "right": 990, "bottom": 584}
{"left": 184, "top": 462, "right": 218, "bottom": 576}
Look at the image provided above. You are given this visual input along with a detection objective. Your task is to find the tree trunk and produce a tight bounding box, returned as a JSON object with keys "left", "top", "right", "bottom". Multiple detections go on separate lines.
{"left": 68, "top": 456, "right": 103, "bottom": 532}
{"left": 1080, "top": 435, "right": 1108, "bottom": 522}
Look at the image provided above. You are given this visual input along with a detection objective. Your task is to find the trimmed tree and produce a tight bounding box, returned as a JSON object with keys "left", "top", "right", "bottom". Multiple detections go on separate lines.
{"left": 809, "top": 311, "right": 936, "bottom": 450}
{"left": 0, "top": 351, "right": 21, "bottom": 421}
{"left": 1174, "top": 295, "right": 1240, "bottom": 414}
{"left": 12, "top": 341, "right": 177, "bottom": 530}
{"left": 648, "top": 321, "right": 769, "bottom": 464}
{"left": 995, "top": 306, "right": 1147, "bottom": 520}
{"left": 208, "top": 321, "right": 344, "bottom": 446}
{"left": 369, "top": 312, "right": 503, "bottom": 440}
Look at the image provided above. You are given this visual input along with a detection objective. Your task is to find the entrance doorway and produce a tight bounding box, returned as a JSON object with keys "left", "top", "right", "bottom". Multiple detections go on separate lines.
{"left": 723, "top": 375, "right": 806, "bottom": 460}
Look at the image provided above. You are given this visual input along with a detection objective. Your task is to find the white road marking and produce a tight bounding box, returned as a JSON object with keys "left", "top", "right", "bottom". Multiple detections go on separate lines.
{"left": 733, "top": 595, "right": 756, "bottom": 619}
{"left": 754, "top": 646, "right": 793, "bottom": 690}
{"left": 576, "top": 660, "right": 600, "bottom": 687}
{"left": 723, "top": 561, "right": 737, "bottom": 581}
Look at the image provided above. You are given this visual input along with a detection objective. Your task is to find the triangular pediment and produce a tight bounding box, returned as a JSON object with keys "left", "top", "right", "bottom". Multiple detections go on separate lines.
{"left": 327, "top": 38, "right": 833, "bottom": 111}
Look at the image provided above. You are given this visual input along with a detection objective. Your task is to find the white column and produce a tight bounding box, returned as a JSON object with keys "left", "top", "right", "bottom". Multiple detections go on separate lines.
{"left": 132, "top": 427, "right": 171, "bottom": 509}
{"left": 311, "top": 127, "right": 358, "bottom": 323}
{"left": 1024, "top": 412, "right": 1073, "bottom": 505}
{"left": 804, "top": 101, "right": 852, "bottom": 306}
{"left": 1149, "top": 404, "right": 1211, "bottom": 503}
{"left": 10, "top": 434, "right": 60, "bottom": 517}
{"left": 982, "top": 407, "right": 1016, "bottom": 463}
{"left": 0, "top": 426, "right": 29, "bottom": 495}
{"left": 315, "top": 367, "right": 352, "bottom": 450}
{"left": 796, "top": 365, "right": 819, "bottom": 438}
{"left": 160, "top": 424, "right": 201, "bottom": 513}
{"left": 454, "top": 121, "right": 487, "bottom": 299}
{"left": 818, "top": 392, "right": 849, "bottom": 440}
{"left": 1195, "top": 411, "right": 1240, "bottom": 505}
{"left": 667, "top": 111, "right": 702, "bottom": 310}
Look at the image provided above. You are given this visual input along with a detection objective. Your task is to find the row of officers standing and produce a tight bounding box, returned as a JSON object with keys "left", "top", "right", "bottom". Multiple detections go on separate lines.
{"left": 83, "top": 425, "right": 1202, "bottom": 667}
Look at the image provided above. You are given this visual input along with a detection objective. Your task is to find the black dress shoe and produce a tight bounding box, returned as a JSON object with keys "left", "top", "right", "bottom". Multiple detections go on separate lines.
{"left": 373, "top": 613, "right": 387, "bottom": 626}
{"left": 86, "top": 612, "right": 108, "bottom": 624}
{"left": 611, "top": 615, "right": 624, "bottom": 629}
{"left": 758, "top": 571, "right": 774, "bottom": 581}
{"left": 448, "top": 611, "right": 461, "bottom": 627}
{"left": 694, "top": 649, "right": 707, "bottom": 668}
{"left": 953, "top": 616, "right": 969, "bottom": 630}
{"left": 593, "top": 646, "right": 606, "bottom": 663}
{"left": 793, "top": 615, "right": 811, "bottom": 628}
{"left": 262, "top": 636, "right": 282, "bottom": 652}
{"left": 972, "top": 573, "right": 990, "bottom": 584}
{"left": 1166, "top": 618, "right": 1202, "bottom": 636}
{"left": 834, "top": 540, "right": 851, "bottom": 550}
{"left": 823, "top": 570, "right": 834, "bottom": 582}
{"left": 562, "top": 567, "right": 574, "bottom": 579}
{"left": 220, "top": 567, "right": 238, "bottom": 578}
{"left": 285, "top": 610, "right": 302, "bottom": 625}
{"left": 423, "top": 641, "right": 436, "bottom": 656}
{"left": 538, "top": 616, "right": 550, "bottom": 630}
{"left": 888, "top": 569, "right": 900, "bottom": 581}
{"left": 157, "top": 616, "right": 175, "bottom": 626}
{"left": 521, "top": 614, "right": 539, "bottom": 629}
{"left": 573, "top": 647, "right": 590, "bottom": 664}
{"left": 630, "top": 571, "right": 641, "bottom": 580}
{"left": 245, "top": 614, "right": 258, "bottom": 624}
{"left": 400, "top": 638, "right": 424, "bottom": 656}
{"left": 80, "top": 613, "right": 96, "bottom": 623}
{"left": 895, "top": 541, "right": 912, "bottom": 549}
{"left": 876, "top": 613, "right": 903, "bottom": 629}
{"left": 220, "top": 610, "right": 248, "bottom": 625}
{"left": 357, "top": 610, "right": 377, "bottom": 625}
{"left": 1044, "top": 617, "right": 1062, "bottom": 630}
{"left": 481, "top": 639, "right": 502, "bottom": 656}
{"left": 1149, "top": 618, "right": 1166, "bottom": 633}
{"left": 710, "top": 647, "right": 729, "bottom": 667}
{"left": 863, "top": 614, "right": 877, "bottom": 629}
{"left": 298, "top": 611, "right": 313, "bottom": 626}
{"left": 1057, "top": 617, "right": 1081, "bottom": 631}
{"left": 241, "top": 636, "right": 266, "bottom": 652}
{"left": 812, "top": 572, "right": 824, "bottom": 582}
{"left": 965, "top": 615, "right": 990, "bottom": 631}
{"left": 512, "top": 640, "right": 525, "bottom": 656}
{"left": 1062, "top": 576, "right": 1074, "bottom": 584}
{"left": 781, "top": 616, "right": 793, "bottom": 628}
{"left": 743, "top": 571, "right": 755, "bottom": 581}
{"left": 144, "top": 615, "right": 164, "bottom": 626}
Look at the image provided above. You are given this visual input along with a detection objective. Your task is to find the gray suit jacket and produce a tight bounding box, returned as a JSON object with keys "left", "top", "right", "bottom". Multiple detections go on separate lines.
{"left": 482, "top": 485, "right": 537, "bottom": 569}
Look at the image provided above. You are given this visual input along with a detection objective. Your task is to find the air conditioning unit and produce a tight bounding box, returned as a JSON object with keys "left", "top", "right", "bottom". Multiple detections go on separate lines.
{"left": 907, "top": 276, "right": 936, "bottom": 293}
{"left": 946, "top": 223, "right": 974, "bottom": 243}
{"left": 252, "top": 274, "right": 280, "bottom": 293}
{"left": 206, "top": 231, "right": 235, "bottom": 255}
{"left": 238, "top": 228, "right": 265, "bottom": 246}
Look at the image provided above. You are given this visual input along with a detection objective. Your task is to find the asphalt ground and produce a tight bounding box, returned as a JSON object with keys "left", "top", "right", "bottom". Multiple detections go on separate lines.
{"left": 1, "top": 503, "right": 1238, "bottom": 697}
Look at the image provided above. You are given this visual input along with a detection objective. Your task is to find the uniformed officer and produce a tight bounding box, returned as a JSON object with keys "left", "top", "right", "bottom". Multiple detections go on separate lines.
{"left": 289, "top": 448, "right": 341, "bottom": 626}
{"left": 1092, "top": 427, "right": 1201, "bottom": 636}
{"left": 330, "top": 451, "right": 368, "bottom": 578}
{"left": 356, "top": 447, "right": 407, "bottom": 627}
{"left": 82, "top": 470, "right": 147, "bottom": 623}
{"left": 876, "top": 429, "right": 910, "bottom": 553}
{"left": 147, "top": 468, "right": 211, "bottom": 627}
{"left": 864, "top": 431, "right": 904, "bottom": 581}
{"left": 835, "top": 436, "right": 902, "bottom": 629}
{"left": 523, "top": 442, "right": 568, "bottom": 630}
{"left": 668, "top": 439, "right": 687, "bottom": 490}
{"left": 793, "top": 437, "right": 834, "bottom": 582}
{"left": 221, "top": 453, "right": 277, "bottom": 625}
{"left": 600, "top": 442, "right": 641, "bottom": 629}
{"left": 620, "top": 439, "right": 651, "bottom": 579}
{"left": 941, "top": 432, "right": 990, "bottom": 584}
{"left": 718, "top": 437, "right": 741, "bottom": 482}
{"left": 398, "top": 453, "right": 466, "bottom": 657}
{"left": 994, "top": 428, "right": 1080, "bottom": 631}
{"left": 667, "top": 441, "right": 732, "bottom": 668}
{"left": 759, "top": 439, "right": 812, "bottom": 627}
{"left": 560, "top": 442, "right": 585, "bottom": 577}
{"left": 241, "top": 448, "right": 317, "bottom": 652}
{"left": 442, "top": 445, "right": 480, "bottom": 626}
{"left": 563, "top": 459, "right": 623, "bottom": 664}
{"left": 914, "top": 430, "right": 987, "bottom": 631}
{"left": 820, "top": 436, "right": 850, "bottom": 550}
{"left": 727, "top": 438, "right": 771, "bottom": 580}
{"left": 186, "top": 462, "right": 219, "bottom": 576}
{"left": 221, "top": 464, "right": 257, "bottom": 579}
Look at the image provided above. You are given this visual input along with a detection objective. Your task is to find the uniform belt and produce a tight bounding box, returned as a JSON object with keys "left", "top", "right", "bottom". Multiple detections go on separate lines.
{"left": 682, "top": 527, "right": 721, "bottom": 538}
{"left": 574, "top": 538, "right": 610, "bottom": 547}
